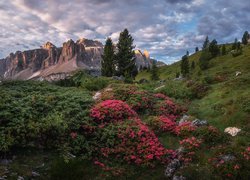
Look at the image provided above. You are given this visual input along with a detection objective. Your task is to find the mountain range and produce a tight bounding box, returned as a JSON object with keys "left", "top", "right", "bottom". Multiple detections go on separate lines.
{"left": 0, "top": 38, "right": 158, "bottom": 81}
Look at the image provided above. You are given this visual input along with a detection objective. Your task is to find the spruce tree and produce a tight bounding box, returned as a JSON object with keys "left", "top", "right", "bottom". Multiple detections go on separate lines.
{"left": 115, "top": 29, "right": 137, "bottom": 79}
{"left": 232, "top": 38, "right": 238, "bottom": 50}
{"left": 191, "top": 61, "right": 195, "bottom": 69}
{"left": 202, "top": 36, "right": 210, "bottom": 50}
{"left": 209, "top": 39, "right": 220, "bottom": 57}
{"left": 151, "top": 61, "right": 159, "bottom": 81}
{"left": 199, "top": 49, "right": 211, "bottom": 70}
{"left": 101, "top": 37, "right": 115, "bottom": 77}
{"left": 180, "top": 55, "right": 189, "bottom": 77}
{"left": 221, "top": 44, "right": 226, "bottom": 55}
{"left": 242, "top": 31, "right": 249, "bottom": 45}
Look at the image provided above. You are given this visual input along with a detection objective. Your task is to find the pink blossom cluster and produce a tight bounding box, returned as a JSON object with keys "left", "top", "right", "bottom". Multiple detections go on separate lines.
{"left": 179, "top": 137, "right": 202, "bottom": 150}
{"left": 242, "top": 146, "right": 250, "bottom": 160}
{"left": 90, "top": 100, "right": 137, "bottom": 123}
{"left": 174, "top": 122, "right": 197, "bottom": 136}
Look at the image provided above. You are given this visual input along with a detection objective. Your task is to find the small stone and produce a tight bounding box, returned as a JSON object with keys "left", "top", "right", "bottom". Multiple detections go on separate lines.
{"left": 17, "top": 176, "right": 24, "bottom": 180}
{"left": 173, "top": 175, "right": 186, "bottom": 180}
{"left": 32, "top": 171, "right": 40, "bottom": 177}
{"left": 165, "top": 159, "right": 181, "bottom": 177}
{"left": 178, "top": 115, "right": 190, "bottom": 124}
{"left": 191, "top": 119, "right": 208, "bottom": 127}
{"left": 220, "top": 154, "right": 236, "bottom": 162}
{"left": 92, "top": 91, "right": 101, "bottom": 100}
{"left": 224, "top": 127, "right": 241, "bottom": 136}
{"left": 235, "top": 71, "right": 241, "bottom": 76}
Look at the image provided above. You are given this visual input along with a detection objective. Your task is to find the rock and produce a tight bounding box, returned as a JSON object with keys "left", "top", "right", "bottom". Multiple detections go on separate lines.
{"left": 32, "top": 171, "right": 40, "bottom": 177}
{"left": 112, "top": 76, "right": 125, "bottom": 81}
{"left": 173, "top": 175, "right": 186, "bottom": 180}
{"left": 165, "top": 159, "right": 181, "bottom": 178}
{"left": 191, "top": 119, "right": 208, "bottom": 127}
{"left": 154, "top": 85, "right": 165, "bottom": 91}
{"left": 224, "top": 127, "right": 241, "bottom": 136}
{"left": 17, "top": 176, "right": 24, "bottom": 180}
{"left": 138, "top": 78, "right": 149, "bottom": 84}
{"left": 0, "top": 176, "right": 7, "bottom": 180}
{"left": 93, "top": 91, "right": 102, "bottom": 100}
{"left": 220, "top": 154, "right": 236, "bottom": 162}
{"left": 178, "top": 115, "right": 190, "bottom": 125}
{"left": 235, "top": 71, "right": 241, "bottom": 76}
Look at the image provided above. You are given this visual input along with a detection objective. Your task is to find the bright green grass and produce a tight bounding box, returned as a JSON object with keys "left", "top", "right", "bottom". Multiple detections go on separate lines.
{"left": 137, "top": 44, "right": 250, "bottom": 131}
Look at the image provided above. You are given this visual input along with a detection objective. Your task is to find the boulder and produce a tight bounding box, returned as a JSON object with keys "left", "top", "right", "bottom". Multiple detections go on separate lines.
{"left": 191, "top": 119, "right": 208, "bottom": 127}
{"left": 165, "top": 159, "right": 181, "bottom": 178}
{"left": 173, "top": 175, "right": 186, "bottom": 180}
{"left": 224, "top": 127, "right": 241, "bottom": 136}
{"left": 93, "top": 91, "right": 102, "bottom": 100}
{"left": 220, "top": 154, "right": 236, "bottom": 162}
{"left": 178, "top": 115, "right": 190, "bottom": 125}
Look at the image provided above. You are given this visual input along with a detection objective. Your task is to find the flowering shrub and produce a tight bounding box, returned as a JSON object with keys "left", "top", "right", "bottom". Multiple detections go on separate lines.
{"left": 193, "top": 126, "right": 228, "bottom": 145}
{"left": 97, "top": 118, "right": 168, "bottom": 166}
{"left": 179, "top": 137, "right": 202, "bottom": 151}
{"left": 152, "top": 94, "right": 184, "bottom": 117}
{"left": 242, "top": 147, "right": 250, "bottom": 161}
{"left": 209, "top": 156, "right": 242, "bottom": 179}
{"left": 145, "top": 116, "right": 177, "bottom": 134}
{"left": 90, "top": 100, "right": 137, "bottom": 123}
{"left": 174, "top": 122, "right": 197, "bottom": 136}
{"left": 179, "top": 137, "right": 202, "bottom": 164}
{"left": 126, "top": 91, "right": 153, "bottom": 113}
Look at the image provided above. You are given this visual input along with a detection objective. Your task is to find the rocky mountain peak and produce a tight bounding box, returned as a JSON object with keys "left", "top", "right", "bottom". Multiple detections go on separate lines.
{"left": 143, "top": 50, "right": 150, "bottom": 59}
{"left": 42, "top": 42, "right": 56, "bottom": 49}
{"left": 76, "top": 38, "right": 103, "bottom": 47}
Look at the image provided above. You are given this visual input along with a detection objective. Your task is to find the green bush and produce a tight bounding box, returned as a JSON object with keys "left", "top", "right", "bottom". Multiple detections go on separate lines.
{"left": 155, "top": 81, "right": 193, "bottom": 100}
{"left": 0, "top": 80, "right": 93, "bottom": 152}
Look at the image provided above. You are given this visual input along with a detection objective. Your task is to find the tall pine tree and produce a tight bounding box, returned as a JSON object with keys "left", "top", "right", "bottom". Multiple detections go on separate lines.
{"left": 101, "top": 37, "right": 115, "bottom": 77}
{"left": 115, "top": 29, "right": 137, "bottom": 79}
{"left": 209, "top": 39, "right": 220, "bottom": 57}
{"left": 151, "top": 61, "right": 159, "bottom": 80}
{"left": 180, "top": 55, "right": 189, "bottom": 77}
{"left": 242, "top": 31, "right": 249, "bottom": 45}
{"left": 202, "top": 36, "right": 210, "bottom": 50}
{"left": 221, "top": 44, "right": 226, "bottom": 55}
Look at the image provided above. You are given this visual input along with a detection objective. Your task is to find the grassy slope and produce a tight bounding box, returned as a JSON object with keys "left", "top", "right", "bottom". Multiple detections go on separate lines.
{"left": 136, "top": 44, "right": 250, "bottom": 130}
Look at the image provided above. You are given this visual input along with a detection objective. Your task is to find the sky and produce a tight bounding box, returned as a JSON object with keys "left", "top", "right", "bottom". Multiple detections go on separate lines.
{"left": 0, "top": 0, "right": 249, "bottom": 64}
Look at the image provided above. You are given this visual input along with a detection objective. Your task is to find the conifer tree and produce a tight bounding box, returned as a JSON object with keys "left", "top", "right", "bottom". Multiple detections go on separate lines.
{"left": 151, "top": 61, "right": 159, "bottom": 80}
{"left": 115, "top": 29, "right": 137, "bottom": 79}
{"left": 195, "top": 47, "right": 199, "bottom": 52}
{"left": 180, "top": 55, "right": 189, "bottom": 77}
{"left": 242, "top": 31, "right": 249, "bottom": 45}
{"left": 202, "top": 36, "right": 210, "bottom": 50}
{"left": 232, "top": 38, "right": 238, "bottom": 50}
{"left": 221, "top": 44, "right": 226, "bottom": 55}
{"left": 101, "top": 37, "right": 115, "bottom": 77}
{"left": 209, "top": 39, "right": 220, "bottom": 57}
{"left": 191, "top": 61, "right": 195, "bottom": 69}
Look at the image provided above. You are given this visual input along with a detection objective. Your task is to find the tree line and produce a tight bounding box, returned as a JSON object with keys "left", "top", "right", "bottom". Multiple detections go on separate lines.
{"left": 180, "top": 31, "right": 249, "bottom": 78}
{"left": 101, "top": 29, "right": 138, "bottom": 81}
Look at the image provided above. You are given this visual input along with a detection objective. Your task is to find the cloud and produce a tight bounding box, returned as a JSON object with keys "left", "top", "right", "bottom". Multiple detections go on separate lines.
{"left": 0, "top": 0, "right": 249, "bottom": 63}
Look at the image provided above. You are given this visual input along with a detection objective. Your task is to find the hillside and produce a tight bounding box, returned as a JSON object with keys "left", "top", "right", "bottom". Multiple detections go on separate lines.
{"left": 0, "top": 45, "right": 249, "bottom": 179}
{"left": 136, "top": 44, "right": 250, "bottom": 130}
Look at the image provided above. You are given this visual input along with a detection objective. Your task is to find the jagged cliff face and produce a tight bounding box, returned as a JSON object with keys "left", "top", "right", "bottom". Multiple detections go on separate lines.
{"left": 134, "top": 49, "right": 153, "bottom": 70}
{"left": 0, "top": 38, "right": 157, "bottom": 80}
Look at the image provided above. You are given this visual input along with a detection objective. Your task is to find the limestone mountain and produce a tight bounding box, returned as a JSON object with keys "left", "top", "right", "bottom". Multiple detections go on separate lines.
{"left": 0, "top": 38, "right": 160, "bottom": 81}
